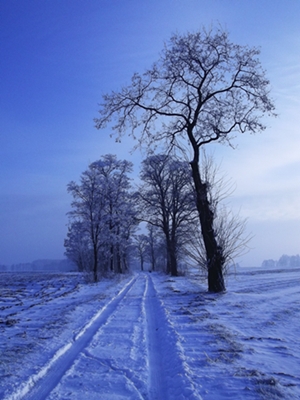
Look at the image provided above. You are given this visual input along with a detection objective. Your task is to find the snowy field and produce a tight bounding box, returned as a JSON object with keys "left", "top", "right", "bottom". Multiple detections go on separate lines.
{"left": 0, "top": 268, "right": 299, "bottom": 399}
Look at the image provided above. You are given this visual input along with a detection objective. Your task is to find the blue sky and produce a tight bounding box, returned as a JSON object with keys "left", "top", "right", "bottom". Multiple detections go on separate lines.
{"left": 1, "top": 0, "right": 300, "bottom": 266}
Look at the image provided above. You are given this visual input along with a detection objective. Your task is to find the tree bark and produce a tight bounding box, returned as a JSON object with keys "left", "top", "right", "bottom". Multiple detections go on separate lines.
{"left": 190, "top": 156, "right": 225, "bottom": 292}
{"left": 93, "top": 245, "right": 98, "bottom": 282}
{"left": 166, "top": 238, "right": 178, "bottom": 276}
{"left": 150, "top": 248, "right": 156, "bottom": 272}
{"left": 116, "top": 247, "right": 122, "bottom": 273}
{"left": 170, "top": 249, "right": 178, "bottom": 277}
{"left": 109, "top": 245, "right": 114, "bottom": 271}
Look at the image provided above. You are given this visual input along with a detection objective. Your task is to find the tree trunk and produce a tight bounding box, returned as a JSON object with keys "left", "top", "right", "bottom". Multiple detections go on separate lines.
{"left": 170, "top": 250, "right": 178, "bottom": 276}
{"left": 167, "top": 238, "right": 178, "bottom": 276}
{"left": 116, "top": 247, "right": 122, "bottom": 273}
{"left": 122, "top": 254, "right": 128, "bottom": 272}
{"left": 93, "top": 245, "right": 98, "bottom": 282}
{"left": 190, "top": 157, "right": 225, "bottom": 292}
{"left": 165, "top": 234, "right": 171, "bottom": 274}
{"left": 109, "top": 244, "right": 114, "bottom": 271}
{"left": 150, "top": 251, "right": 156, "bottom": 272}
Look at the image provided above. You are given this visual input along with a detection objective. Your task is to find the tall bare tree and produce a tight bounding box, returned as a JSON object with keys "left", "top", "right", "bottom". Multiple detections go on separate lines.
{"left": 95, "top": 28, "right": 275, "bottom": 291}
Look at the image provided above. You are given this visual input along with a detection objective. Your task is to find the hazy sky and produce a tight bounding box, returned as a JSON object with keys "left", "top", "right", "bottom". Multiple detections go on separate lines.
{"left": 1, "top": 0, "right": 300, "bottom": 266}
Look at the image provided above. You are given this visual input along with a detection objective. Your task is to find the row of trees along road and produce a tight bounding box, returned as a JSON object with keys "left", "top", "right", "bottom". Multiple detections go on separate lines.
{"left": 65, "top": 153, "right": 196, "bottom": 281}
{"left": 94, "top": 28, "right": 275, "bottom": 292}
{"left": 65, "top": 152, "right": 251, "bottom": 289}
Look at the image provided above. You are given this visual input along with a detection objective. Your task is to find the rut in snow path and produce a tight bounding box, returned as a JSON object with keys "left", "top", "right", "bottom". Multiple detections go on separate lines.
{"left": 6, "top": 275, "right": 138, "bottom": 400}
{"left": 143, "top": 274, "right": 202, "bottom": 400}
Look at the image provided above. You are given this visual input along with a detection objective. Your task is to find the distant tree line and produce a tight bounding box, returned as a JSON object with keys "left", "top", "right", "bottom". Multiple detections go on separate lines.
{"left": 261, "top": 255, "right": 300, "bottom": 269}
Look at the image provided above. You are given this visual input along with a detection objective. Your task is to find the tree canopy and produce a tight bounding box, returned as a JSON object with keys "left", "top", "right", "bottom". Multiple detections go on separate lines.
{"left": 95, "top": 29, "right": 275, "bottom": 153}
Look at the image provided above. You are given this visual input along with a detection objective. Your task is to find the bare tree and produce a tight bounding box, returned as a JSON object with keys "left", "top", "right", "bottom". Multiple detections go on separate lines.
{"left": 138, "top": 154, "right": 196, "bottom": 276}
{"left": 185, "top": 151, "right": 252, "bottom": 275}
{"left": 95, "top": 28, "right": 275, "bottom": 291}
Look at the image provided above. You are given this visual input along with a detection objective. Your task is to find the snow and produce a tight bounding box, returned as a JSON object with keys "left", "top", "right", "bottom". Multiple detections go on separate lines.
{"left": 0, "top": 268, "right": 299, "bottom": 399}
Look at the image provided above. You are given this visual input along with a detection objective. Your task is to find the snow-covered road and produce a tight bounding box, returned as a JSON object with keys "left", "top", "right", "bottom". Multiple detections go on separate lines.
{"left": 1, "top": 273, "right": 200, "bottom": 399}
{"left": 1, "top": 269, "right": 300, "bottom": 399}
{"left": 21, "top": 273, "right": 199, "bottom": 399}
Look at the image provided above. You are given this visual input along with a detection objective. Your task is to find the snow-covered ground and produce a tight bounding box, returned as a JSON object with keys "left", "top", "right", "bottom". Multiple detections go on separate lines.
{"left": 0, "top": 268, "right": 299, "bottom": 399}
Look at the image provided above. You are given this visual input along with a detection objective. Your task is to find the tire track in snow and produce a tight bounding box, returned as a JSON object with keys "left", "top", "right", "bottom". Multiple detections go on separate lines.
{"left": 143, "top": 273, "right": 202, "bottom": 400}
{"left": 5, "top": 275, "right": 137, "bottom": 400}
{"left": 143, "top": 274, "right": 166, "bottom": 399}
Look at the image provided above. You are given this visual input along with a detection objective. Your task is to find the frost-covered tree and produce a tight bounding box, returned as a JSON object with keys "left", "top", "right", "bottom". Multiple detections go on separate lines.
{"left": 66, "top": 164, "right": 106, "bottom": 281}
{"left": 95, "top": 28, "right": 275, "bottom": 291}
{"left": 90, "top": 155, "right": 137, "bottom": 274}
{"left": 138, "top": 154, "right": 196, "bottom": 276}
{"left": 65, "top": 155, "right": 136, "bottom": 281}
{"left": 64, "top": 221, "right": 94, "bottom": 272}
